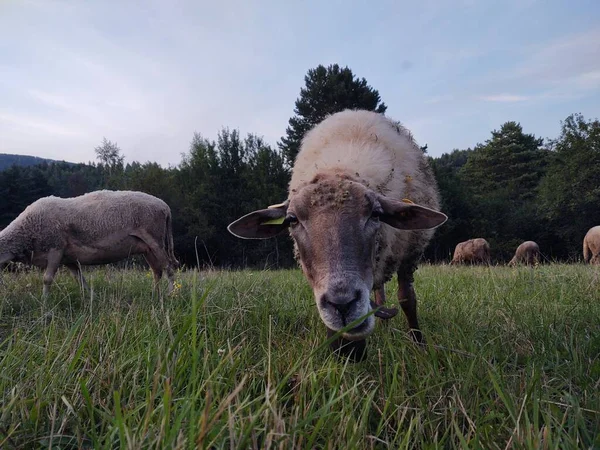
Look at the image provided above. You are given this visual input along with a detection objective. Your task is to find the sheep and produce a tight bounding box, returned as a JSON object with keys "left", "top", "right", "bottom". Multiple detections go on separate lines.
{"left": 508, "top": 241, "right": 540, "bottom": 266}
{"left": 0, "top": 190, "right": 178, "bottom": 296}
{"left": 228, "top": 109, "right": 447, "bottom": 361}
{"left": 583, "top": 226, "right": 600, "bottom": 264}
{"left": 450, "top": 238, "right": 491, "bottom": 265}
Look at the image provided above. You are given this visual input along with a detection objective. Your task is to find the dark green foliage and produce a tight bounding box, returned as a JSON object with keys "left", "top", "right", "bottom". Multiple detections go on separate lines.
{"left": 279, "top": 64, "right": 387, "bottom": 166}
{"left": 425, "top": 149, "right": 475, "bottom": 261}
{"left": 175, "top": 129, "right": 293, "bottom": 267}
{"left": 0, "top": 163, "right": 101, "bottom": 227}
{"left": 537, "top": 114, "right": 600, "bottom": 258}
{"left": 462, "top": 122, "right": 546, "bottom": 202}
{"left": 1, "top": 112, "right": 599, "bottom": 267}
{"left": 456, "top": 122, "right": 549, "bottom": 260}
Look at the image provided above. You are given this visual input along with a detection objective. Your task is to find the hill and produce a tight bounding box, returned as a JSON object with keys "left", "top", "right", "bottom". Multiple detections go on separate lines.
{"left": 0, "top": 153, "right": 71, "bottom": 170}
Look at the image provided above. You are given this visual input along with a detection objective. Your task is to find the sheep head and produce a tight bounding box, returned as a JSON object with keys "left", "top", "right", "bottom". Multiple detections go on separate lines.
{"left": 228, "top": 173, "right": 447, "bottom": 342}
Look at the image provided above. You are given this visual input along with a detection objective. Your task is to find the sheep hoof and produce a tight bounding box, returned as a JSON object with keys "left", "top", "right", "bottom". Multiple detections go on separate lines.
{"left": 370, "top": 301, "right": 399, "bottom": 320}
{"left": 409, "top": 328, "right": 426, "bottom": 346}
{"left": 326, "top": 328, "right": 367, "bottom": 362}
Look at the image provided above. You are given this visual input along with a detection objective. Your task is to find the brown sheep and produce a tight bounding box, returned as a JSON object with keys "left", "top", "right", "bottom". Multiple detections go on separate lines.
{"left": 583, "top": 226, "right": 600, "bottom": 264}
{"left": 450, "top": 238, "right": 491, "bottom": 265}
{"left": 508, "top": 241, "right": 540, "bottom": 266}
{"left": 0, "top": 190, "right": 178, "bottom": 296}
{"left": 228, "top": 110, "right": 447, "bottom": 361}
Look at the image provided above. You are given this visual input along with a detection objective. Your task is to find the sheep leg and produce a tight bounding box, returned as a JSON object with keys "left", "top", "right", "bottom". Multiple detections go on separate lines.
{"left": 371, "top": 287, "right": 399, "bottom": 319}
{"left": 42, "top": 249, "right": 63, "bottom": 297}
{"left": 66, "top": 263, "right": 89, "bottom": 291}
{"left": 144, "top": 252, "right": 164, "bottom": 296}
{"left": 131, "top": 229, "right": 173, "bottom": 294}
{"left": 397, "top": 270, "right": 424, "bottom": 344}
{"left": 165, "top": 264, "right": 175, "bottom": 294}
{"left": 144, "top": 251, "right": 175, "bottom": 295}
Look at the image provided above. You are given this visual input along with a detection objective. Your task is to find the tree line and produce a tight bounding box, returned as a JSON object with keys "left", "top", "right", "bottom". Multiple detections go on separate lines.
{"left": 1, "top": 64, "right": 598, "bottom": 267}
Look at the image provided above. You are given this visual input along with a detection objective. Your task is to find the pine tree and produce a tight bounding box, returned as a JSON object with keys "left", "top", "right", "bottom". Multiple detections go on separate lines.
{"left": 459, "top": 122, "right": 548, "bottom": 258}
{"left": 279, "top": 64, "right": 387, "bottom": 166}
{"left": 538, "top": 113, "right": 600, "bottom": 257}
{"left": 461, "top": 122, "right": 546, "bottom": 201}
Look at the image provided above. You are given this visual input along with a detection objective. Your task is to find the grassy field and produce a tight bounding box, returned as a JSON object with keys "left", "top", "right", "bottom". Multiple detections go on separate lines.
{"left": 0, "top": 264, "right": 599, "bottom": 449}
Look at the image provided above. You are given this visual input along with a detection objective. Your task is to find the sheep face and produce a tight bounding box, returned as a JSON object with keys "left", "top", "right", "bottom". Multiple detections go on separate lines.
{"left": 287, "top": 178, "right": 380, "bottom": 340}
{"left": 228, "top": 173, "right": 447, "bottom": 342}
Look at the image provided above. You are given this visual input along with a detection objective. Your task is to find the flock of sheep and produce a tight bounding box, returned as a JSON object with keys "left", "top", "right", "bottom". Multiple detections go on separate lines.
{"left": 1, "top": 110, "right": 599, "bottom": 361}
{"left": 450, "top": 238, "right": 540, "bottom": 266}
{"left": 449, "top": 227, "right": 600, "bottom": 267}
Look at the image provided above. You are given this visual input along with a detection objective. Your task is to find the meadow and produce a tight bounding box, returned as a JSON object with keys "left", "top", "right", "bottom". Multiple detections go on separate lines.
{"left": 0, "top": 264, "right": 599, "bottom": 449}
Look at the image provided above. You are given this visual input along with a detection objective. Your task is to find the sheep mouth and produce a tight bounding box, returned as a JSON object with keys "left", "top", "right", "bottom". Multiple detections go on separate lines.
{"left": 337, "top": 314, "right": 375, "bottom": 340}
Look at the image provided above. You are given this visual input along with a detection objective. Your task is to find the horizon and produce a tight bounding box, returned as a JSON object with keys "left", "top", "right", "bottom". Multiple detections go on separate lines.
{"left": 1, "top": 0, "right": 599, "bottom": 166}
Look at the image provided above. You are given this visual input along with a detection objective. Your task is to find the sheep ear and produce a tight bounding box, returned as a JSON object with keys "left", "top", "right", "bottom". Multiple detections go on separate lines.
{"left": 228, "top": 202, "right": 289, "bottom": 239}
{"left": 0, "top": 252, "right": 14, "bottom": 265}
{"left": 378, "top": 196, "right": 447, "bottom": 230}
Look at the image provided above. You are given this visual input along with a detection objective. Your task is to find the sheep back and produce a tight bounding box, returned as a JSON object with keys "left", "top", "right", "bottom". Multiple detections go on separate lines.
{"left": 0, "top": 190, "right": 172, "bottom": 257}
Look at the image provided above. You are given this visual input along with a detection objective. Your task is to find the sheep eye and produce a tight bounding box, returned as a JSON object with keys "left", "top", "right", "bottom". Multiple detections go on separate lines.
{"left": 371, "top": 209, "right": 383, "bottom": 220}
{"left": 286, "top": 214, "right": 298, "bottom": 225}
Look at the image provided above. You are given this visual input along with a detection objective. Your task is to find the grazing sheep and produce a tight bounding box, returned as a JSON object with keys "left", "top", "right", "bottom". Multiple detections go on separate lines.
{"left": 583, "top": 226, "right": 600, "bottom": 264}
{"left": 228, "top": 109, "right": 447, "bottom": 361}
{"left": 0, "top": 190, "right": 178, "bottom": 296}
{"left": 450, "top": 238, "right": 491, "bottom": 265}
{"left": 508, "top": 241, "right": 540, "bottom": 266}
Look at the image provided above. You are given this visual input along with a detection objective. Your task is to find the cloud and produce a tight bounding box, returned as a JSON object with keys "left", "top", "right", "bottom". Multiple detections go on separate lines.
{"left": 572, "top": 70, "right": 600, "bottom": 90}
{"left": 478, "top": 94, "right": 530, "bottom": 103}
{"left": 424, "top": 94, "right": 454, "bottom": 105}
{"left": 0, "top": 111, "right": 85, "bottom": 137}
{"left": 506, "top": 29, "right": 600, "bottom": 91}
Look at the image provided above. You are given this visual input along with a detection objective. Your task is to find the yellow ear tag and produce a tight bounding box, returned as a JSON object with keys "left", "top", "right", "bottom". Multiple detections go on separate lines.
{"left": 402, "top": 198, "right": 414, "bottom": 204}
{"left": 261, "top": 216, "right": 286, "bottom": 226}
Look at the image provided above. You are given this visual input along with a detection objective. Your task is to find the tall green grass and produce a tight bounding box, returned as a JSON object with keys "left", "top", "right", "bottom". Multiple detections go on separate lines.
{"left": 1, "top": 265, "right": 599, "bottom": 448}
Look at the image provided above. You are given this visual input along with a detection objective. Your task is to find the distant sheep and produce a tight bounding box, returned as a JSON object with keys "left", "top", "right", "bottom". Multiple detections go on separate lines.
{"left": 583, "top": 226, "right": 600, "bottom": 264}
{"left": 228, "top": 109, "right": 447, "bottom": 361}
{"left": 451, "top": 238, "right": 491, "bottom": 265}
{"left": 509, "top": 241, "right": 540, "bottom": 266}
{"left": 0, "top": 190, "right": 178, "bottom": 296}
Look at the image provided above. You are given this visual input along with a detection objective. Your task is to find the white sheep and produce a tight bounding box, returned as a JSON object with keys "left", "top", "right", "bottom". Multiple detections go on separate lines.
{"left": 583, "top": 226, "right": 600, "bottom": 264}
{"left": 0, "top": 190, "right": 178, "bottom": 296}
{"left": 451, "top": 238, "right": 491, "bottom": 265}
{"left": 229, "top": 109, "right": 447, "bottom": 360}
{"left": 508, "top": 241, "right": 540, "bottom": 266}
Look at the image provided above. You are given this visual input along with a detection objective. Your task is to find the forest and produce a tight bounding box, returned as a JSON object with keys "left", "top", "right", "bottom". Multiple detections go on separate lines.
{"left": 1, "top": 64, "right": 599, "bottom": 268}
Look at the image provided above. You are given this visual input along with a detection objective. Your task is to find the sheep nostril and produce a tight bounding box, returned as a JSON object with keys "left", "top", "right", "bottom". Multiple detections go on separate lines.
{"left": 321, "top": 290, "right": 362, "bottom": 317}
{"left": 335, "top": 303, "right": 350, "bottom": 316}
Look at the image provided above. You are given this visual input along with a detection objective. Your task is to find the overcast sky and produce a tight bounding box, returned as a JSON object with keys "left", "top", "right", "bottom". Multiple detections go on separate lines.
{"left": 1, "top": 0, "right": 599, "bottom": 166}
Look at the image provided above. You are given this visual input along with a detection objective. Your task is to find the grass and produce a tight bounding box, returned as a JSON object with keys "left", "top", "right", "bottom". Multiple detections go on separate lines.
{"left": 0, "top": 264, "right": 599, "bottom": 449}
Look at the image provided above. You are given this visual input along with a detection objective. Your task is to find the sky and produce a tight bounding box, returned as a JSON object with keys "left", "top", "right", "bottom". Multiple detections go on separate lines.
{"left": 0, "top": 0, "right": 599, "bottom": 166}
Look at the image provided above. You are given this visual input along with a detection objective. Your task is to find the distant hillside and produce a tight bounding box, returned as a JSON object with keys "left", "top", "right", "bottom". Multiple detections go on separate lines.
{"left": 0, "top": 153, "right": 72, "bottom": 170}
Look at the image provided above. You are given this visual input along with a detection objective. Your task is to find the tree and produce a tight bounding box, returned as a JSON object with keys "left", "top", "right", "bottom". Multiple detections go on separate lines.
{"left": 425, "top": 149, "right": 475, "bottom": 261}
{"left": 461, "top": 122, "right": 546, "bottom": 202}
{"left": 455, "top": 122, "right": 548, "bottom": 259}
{"left": 95, "top": 137, "right": 124, "bottom": 181}
{"left": 538, "top": 113, "right": 600, "bottom": 258}
{"left": 174, "top": 128, "right": 292, "bottom": 268}
{"left": 279, "top": 64, "right": 387, "bottom": 166}
{"left": 0, "top": 165, "right": 52, "bottom": 228}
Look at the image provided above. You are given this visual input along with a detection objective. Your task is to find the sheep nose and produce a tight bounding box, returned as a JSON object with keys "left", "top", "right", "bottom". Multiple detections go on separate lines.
{"left": 321, "top": 289, "right": 361, "bottom": 317}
